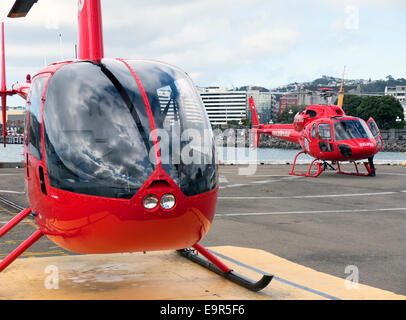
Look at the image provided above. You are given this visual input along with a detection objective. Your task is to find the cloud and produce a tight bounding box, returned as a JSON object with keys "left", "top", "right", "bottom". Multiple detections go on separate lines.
{"left": 0, "top": 0, "right": 405, "bottom": 102}
{"left": 241, "top": 28, "right": 298, "bottom": 57}
{"left": 327, "top": 0, "right": 406, "bottom": 7}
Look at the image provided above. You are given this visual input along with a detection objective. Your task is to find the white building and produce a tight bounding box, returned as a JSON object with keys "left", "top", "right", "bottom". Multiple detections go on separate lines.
{"left": 385, "top": 86, "right": 406, "bottom": 118}
{"left": 198, "top": 87, "right": 247, "bottom": 125}
{"left": 385, "top": 85, "right": 406, "bottom": 103}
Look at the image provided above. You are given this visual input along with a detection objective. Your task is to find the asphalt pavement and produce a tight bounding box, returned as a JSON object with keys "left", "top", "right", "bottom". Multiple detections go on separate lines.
{"left": 1, "top": 164, "right": 405, "bottom": 295}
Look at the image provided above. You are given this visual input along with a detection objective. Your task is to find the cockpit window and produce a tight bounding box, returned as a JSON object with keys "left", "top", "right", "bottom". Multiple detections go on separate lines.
{"left": 318, "top": 123, "right": 332, "bottom": 141}
{"left": 28, "top": 77, "right": 47, "bottom": 160}
{"left": 306, "top": 110, "right": 317, "bottom": 118}
{"left": 368, "top": 120, "right": 380, "bottom": 138}
{"left": 334, "top": 119, "right": 373, "bottom": 141}
{"left": 311, "top": 124, "right": 316, "bottom": 139}
{"left": 44, "top": 62, "right": 154, "bottom": 199}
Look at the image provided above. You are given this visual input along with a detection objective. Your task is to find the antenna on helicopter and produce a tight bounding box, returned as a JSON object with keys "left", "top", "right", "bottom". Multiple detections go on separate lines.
{"left": 337, "top": 66, "right": 346, "bottom": 108}
{"left": 59, "top": 33, "right": 64, "bottom": 60}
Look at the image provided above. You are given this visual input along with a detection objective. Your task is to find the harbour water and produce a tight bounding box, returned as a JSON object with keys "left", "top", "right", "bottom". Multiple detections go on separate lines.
{"left": 217, "top": 147, "right": 406, "bottom": 165}
{"left": 0, "top": 144, "right": 405, "bottom": 164}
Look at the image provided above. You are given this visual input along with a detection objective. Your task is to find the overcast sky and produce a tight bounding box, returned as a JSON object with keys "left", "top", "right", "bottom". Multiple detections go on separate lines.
{"left": 0, "top": 0, "right": 405, "bottom": 106}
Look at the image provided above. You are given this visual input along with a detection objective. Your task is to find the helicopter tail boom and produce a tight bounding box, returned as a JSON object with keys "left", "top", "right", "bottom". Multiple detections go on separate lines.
{"left": 257, "top": 123, "right": 300, "bottom": 144}
{"left": 1, "top": 23, "right": 6, "bottom": 147}
{"left": 0, "top": 23, "right": 18, "bottom": 147}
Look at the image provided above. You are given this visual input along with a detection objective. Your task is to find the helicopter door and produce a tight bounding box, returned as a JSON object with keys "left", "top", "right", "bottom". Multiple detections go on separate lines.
{"left": 317, "top": 123, "right": 334, "bottom": 152}
{"left": 367, "top": 118, "right": 383, "bottom": 152}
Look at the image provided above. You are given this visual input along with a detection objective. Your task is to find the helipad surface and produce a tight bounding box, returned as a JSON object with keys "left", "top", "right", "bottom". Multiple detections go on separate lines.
{"left": 0, "top": 246, "right": 403, "bottom": 300}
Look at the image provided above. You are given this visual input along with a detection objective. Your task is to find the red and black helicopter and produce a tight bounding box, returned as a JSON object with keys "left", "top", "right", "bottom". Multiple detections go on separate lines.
{"left": 0, "top": 0, "right": 272, "bottom": 291}
{"left": 249, "top": 93, "right": 384, "bottom": 178}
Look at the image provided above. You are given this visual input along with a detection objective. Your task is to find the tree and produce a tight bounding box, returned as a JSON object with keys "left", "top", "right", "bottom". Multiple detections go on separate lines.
{"left": 226, "top": 120, "right": 240, "bottom": 126}
{"left": 240, "top": 118, "right": 250, "bottom": 126}
{"left": 357, "top": 96, "right": 404, "bottom": 129}
{"left": 340, "top": 95, "right": 363, "bottom": 116}
{"left": 341, "top": 95, "right": 404, "bottom": 129}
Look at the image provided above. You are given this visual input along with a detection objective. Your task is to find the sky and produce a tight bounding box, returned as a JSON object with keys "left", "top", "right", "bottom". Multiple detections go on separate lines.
{"left": 0, "top": 0, "right": 405, "bottom": 106}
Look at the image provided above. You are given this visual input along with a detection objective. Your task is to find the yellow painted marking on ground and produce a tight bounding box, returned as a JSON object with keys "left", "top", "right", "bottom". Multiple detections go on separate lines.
{"left": 0, "top": 204, "right": 37, "bottom": 229}
{"left": 0, "top": 221, "right": 34, "bottom": 226}
{"left": 0, "top": 240, "right": 21, "bottom": 245}
{"left": 0, "top": 246, "right": 404, "bottom": 300}
{"left": 0, "top": 250, "right": 70, "bottom": 259}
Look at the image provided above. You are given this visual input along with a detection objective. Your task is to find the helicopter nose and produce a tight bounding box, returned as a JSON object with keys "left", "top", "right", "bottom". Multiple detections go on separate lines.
{"left": 338, "top": 140, "right": 377, "bottom": 160}
{"left": 353, "top": 141, "right": 377, "bottom": 159}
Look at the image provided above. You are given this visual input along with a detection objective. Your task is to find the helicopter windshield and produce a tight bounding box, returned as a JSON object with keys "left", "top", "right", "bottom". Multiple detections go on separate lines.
{"left": 333, "top": 119, "right": 374, "bottom": 141}
{"left": 43, "top": 60, "right": 217, "bottom": 199}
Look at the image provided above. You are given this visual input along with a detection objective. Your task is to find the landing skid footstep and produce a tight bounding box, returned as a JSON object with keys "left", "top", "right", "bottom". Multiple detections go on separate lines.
{"left": 178, "top": 244, "right": 273, "bottom": 292}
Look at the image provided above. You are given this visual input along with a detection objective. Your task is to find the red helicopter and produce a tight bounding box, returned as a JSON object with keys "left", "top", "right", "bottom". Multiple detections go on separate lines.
{"left": 0, "top": 0, "right": 272, "bottom": 291}
{"left": 249, "top": 96, "right": 384, "bottom": 178}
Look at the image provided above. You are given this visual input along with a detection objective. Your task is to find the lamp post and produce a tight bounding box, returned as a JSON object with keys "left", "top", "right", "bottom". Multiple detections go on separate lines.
{"left": 396, "top": 116, "right": 402, "bottom": 128}
{"left": 288, "top": 109, "right": 293, "bottom": 121}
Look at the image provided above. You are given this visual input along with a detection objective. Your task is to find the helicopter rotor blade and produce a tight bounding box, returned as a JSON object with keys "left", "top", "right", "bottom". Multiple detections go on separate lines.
{"left": 8, "top": 0, "right": 38, "bottom": 18}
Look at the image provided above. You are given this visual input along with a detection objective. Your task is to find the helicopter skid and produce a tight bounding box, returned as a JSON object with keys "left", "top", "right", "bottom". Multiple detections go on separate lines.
{"left": 336, "top": 161, "right": 375, "bottom": 177}
{"left": 0, "top": 208, "right": 44, "bottom": 272}
{"left": 178, "top": 243, "right": 273, "bottom": 292}
{"left": 289, "top": 151, "right": 324, "bottom": 178}
{"left": 289, "top": 151, "right": 376, "bottom": 178}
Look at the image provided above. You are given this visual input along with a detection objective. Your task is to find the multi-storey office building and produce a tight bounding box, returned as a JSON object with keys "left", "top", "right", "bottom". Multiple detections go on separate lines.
{"left": 198, "top": 87, "right": 247, "bottom": 125}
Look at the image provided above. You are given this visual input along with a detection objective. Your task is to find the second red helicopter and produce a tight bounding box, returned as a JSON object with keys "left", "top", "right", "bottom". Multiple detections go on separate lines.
{"left": 249, "top": 97, "right": 384, "bottom": 177}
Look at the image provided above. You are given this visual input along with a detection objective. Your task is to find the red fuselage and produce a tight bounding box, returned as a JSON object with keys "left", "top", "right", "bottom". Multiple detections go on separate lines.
{"left": 22, "top": 59, "right": 218, "bottom": 254}
{"left": 3, "top": 0, "right": 219, "bottom": 255}
{"left": 256, "top": 105, "right": 383, "bottom": 162}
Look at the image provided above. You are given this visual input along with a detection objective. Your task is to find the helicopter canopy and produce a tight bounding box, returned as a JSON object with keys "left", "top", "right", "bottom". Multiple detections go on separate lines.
{"left": 43, "top": 59, "right": 217, "bottom": 199}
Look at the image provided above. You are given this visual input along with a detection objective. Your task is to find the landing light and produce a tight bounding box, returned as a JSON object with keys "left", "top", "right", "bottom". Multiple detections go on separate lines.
{"left": 143, "top": 195, "right": 158, "bottom": 210}
{"left": 160, "top": 194, "right": 176, "bottom": 210}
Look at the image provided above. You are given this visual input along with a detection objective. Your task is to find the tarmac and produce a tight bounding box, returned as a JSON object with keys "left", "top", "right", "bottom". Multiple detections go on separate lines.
{"left": 0, "top": 163, "right": 405, "bottom": 300}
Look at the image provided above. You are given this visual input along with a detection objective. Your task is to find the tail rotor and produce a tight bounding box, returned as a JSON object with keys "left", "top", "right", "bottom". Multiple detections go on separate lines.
{"left": 248, "top": 96, "right": 260, "bottom": 127}
{"left": 248, "top": 96, "right": 261, "bottom": 148}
